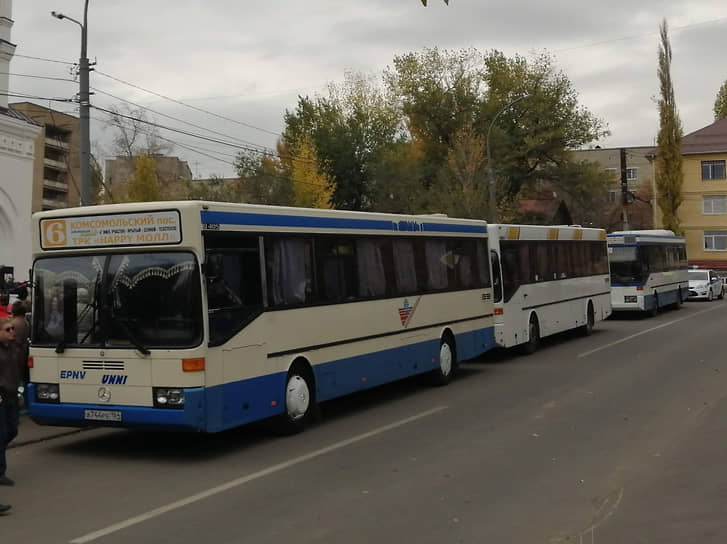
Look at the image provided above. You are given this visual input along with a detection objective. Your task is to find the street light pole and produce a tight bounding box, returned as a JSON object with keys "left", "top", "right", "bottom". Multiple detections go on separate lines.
{"left": 52, "top": 0, "right": 91, "bottom": 207}
{"left": 486, "top": 94, "right": 529, "bottom": 223}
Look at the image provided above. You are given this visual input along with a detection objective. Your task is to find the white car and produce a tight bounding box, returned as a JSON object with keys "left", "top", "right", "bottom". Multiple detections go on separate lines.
{"left": 688, "top": 269, "right": 724, "bottom": 301}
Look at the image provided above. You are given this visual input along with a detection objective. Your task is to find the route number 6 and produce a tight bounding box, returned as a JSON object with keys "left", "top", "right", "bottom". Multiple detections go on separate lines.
{"left": 43, "top": 220, "right": 67, "bottom": 247}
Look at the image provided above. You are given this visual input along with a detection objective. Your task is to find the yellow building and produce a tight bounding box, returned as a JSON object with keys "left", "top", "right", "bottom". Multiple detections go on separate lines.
{"left": 677, "top": 118, "right": 727, "bottom": 271}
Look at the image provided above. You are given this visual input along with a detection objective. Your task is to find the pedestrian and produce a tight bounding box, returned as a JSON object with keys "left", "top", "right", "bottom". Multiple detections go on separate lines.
{"left": 0, "top": 316, "right": 22, "bottom": 486}
{"left": 10, "top": 302, "right": 30, "bottom": 387}
{"left": 0, "top": 294, "right": 9, "bottom": 318}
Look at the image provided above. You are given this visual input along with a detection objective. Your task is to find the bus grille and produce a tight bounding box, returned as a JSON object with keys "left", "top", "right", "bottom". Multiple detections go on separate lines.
{"left": 82, "top": 361, "right": 125, "bottom": 371}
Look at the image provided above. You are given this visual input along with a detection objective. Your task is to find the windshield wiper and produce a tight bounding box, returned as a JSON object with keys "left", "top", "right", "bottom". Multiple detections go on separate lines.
{"left": 109, "top": 312, "right": 151, "bottom": 355}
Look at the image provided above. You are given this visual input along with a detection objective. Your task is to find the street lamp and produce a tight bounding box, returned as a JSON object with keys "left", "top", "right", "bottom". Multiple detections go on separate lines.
{"left": 486, "top": 94, "right": 529, "bottom": 223}
{"left": 51, "top": 0, "right": 91, "bottom": 207}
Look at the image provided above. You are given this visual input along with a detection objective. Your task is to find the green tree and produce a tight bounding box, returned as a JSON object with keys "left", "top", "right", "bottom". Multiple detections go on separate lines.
{"left": 714, "top": 79, "right": 727, "bottom": 121}
{"left": 385, "top": 48, "right": 608, "bottom": 219}
{"left": 235, "top": 150, "right": 293, "bottom": 206}
{"left": 126, "top": 155, "right": 162, "bottom": 202}
{"left": 283, "top": 71, "right": 403, "bottom": 210}
{"left": 655, "top": 20, "right": 684, "bottom": 234}
{"left": 481, "top": 51, "right": 608, "bottom": 205}
{"left": 428, "top": 125, "right": 488, "bottom": 218}
{"left": 385, "top": 48, "right": 484, "bottom": 189}
{"left": 184, "top": 175, "right": 243, "bottom": 202}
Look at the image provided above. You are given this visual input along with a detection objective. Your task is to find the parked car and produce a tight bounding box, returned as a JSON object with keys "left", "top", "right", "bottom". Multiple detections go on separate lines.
{"left": 687, "top": 269, "right": 724, "bottom": 301}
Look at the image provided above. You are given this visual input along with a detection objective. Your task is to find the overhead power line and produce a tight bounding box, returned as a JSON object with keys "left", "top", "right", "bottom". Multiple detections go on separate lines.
{"left": 91, "top": 85, "right": 271, "bottom": 153}
{"left": 95, "top": 70, "right": 281, "bottom": 137}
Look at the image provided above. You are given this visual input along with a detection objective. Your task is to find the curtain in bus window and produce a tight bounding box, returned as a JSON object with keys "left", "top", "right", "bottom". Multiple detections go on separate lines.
{"left": 356, "top": 239, "right": 386, "bottom": 297}
{"left": 393, "top": 239, "right": 417, "bottom": 294}
{"left": 268, "top": 238, "right": 311, "bottom": 306}
{"left": 425, "top": 239, "right": 448, "bottom": 290}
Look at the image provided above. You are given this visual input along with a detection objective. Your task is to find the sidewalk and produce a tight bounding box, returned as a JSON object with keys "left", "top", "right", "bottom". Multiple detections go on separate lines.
{"left": 10, "top": 414, "right": 84, "bottom": 449}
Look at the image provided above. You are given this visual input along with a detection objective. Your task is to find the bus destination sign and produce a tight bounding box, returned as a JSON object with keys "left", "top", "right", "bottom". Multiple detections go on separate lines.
{"left": 40, "top": 210, "right": 182, "bottom": 249}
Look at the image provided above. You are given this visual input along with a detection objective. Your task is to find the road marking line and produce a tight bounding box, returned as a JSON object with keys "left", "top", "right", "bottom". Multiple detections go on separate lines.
{"left": 578, "top": 304, "right": 724, "bottom": 358}
{"left": 69, "top": 405, "right": 448, "bottom": 544}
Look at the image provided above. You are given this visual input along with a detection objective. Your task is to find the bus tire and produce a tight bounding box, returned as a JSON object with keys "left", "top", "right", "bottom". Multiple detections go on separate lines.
{"left": 523, "top": 316, "right": 539, "bottom": 355}
{"left": 276, "top": 362, "right": 316, "bottom": 434}
{"left": 648, "top": 294, "right": 658, "bottom": 317}
{"left": 430, "top": 333, "right": 456, "bottom": 386}
{"left": 674, "top": 290, "right": 683, "bottom": 310}
{"left": 581, "top": 302, "right": 595, "bottom": 336}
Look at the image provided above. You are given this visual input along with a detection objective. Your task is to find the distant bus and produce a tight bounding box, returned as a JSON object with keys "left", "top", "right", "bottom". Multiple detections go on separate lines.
{"left": 607, "top": 230, "right": 688, "bottom": 315}
{"left": 28, "top": 201, "right": 496, "bottom": 433}
{"left": 487, "top": 224, "right": 612, "bottom": 353}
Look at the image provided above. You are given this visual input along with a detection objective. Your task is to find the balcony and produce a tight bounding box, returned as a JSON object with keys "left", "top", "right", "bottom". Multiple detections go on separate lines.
{"left": 43, "top": 157, "right": 68, "bottom": 171}
{"left": 43, "top": 179, "right": 69, "bottom": 193}
{"left": 42, "top": 198, "right": 68, "bottom": 210}
{"left": 45, "top": 137, "right": 70, "bottom": 151}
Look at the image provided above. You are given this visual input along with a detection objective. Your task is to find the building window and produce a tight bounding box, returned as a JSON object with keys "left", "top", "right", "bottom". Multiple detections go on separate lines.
{"left": 626, "top": 167, "right": 638, "bottom": 181}
{"left": 704, "top": 230, "right": 727, "bottom": 251}
{"left": 703, "top": 195, "right": 727, "bottom": 215}
{"left": 702, "top": 160, "right": 726, "bottom": 180}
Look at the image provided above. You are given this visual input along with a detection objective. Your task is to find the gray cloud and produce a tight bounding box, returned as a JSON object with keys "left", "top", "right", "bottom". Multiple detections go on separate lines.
{"left": 7, "top": 0, "right": 727, "bottom": 178}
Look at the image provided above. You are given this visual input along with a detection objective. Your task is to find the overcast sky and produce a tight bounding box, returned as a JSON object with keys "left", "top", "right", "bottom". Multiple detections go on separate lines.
{"left": 7, "top": 0, "right": 727, "bottom": 179}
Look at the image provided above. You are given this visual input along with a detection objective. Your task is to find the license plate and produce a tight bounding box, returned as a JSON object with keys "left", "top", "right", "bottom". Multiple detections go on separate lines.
{"left": 84, "top": 409, "right": 122, "bottom": 422}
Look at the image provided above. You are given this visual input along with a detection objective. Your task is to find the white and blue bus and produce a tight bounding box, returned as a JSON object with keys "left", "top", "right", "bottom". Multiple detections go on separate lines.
{"left": 28, "top": 201, "right": 496, "bottom": 433}
{"left": 607, "top": 230, "right": 689, "bottom": 316}
{"left": 487, "top": 224, "right": 612, "bottom": 353}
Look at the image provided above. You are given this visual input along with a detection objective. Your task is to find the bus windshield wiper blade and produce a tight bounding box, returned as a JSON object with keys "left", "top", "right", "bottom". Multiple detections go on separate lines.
{"left": 110, "top": 313, "right": 150, "bottom": 355}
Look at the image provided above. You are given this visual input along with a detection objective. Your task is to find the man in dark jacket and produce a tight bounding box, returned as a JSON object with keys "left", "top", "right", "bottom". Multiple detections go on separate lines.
{"left": 0, "top": 317, "right": 22, "bottom": 486}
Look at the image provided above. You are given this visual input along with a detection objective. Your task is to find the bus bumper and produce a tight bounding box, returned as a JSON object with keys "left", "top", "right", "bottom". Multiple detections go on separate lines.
{"left": 26, "top": 383, "right": 207, "bottom": 432}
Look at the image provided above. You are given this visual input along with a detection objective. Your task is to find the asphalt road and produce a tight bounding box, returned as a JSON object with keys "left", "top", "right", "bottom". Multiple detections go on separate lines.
{"left": 3, "top": 300, "right": 727, "bottom": 543}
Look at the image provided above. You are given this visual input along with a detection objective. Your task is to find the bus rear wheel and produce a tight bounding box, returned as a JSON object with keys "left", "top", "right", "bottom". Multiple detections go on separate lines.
{"left": 523, "top": 316, "right": 539, "bottom": 355}
{"left": 276, "top": 364, "right": 316, "bottom": 434}
{"left": 430, "top": 334, "right": 456, "bottom": 386}
{"left": 581, "top": 303, "right": 595, "bottom": 336}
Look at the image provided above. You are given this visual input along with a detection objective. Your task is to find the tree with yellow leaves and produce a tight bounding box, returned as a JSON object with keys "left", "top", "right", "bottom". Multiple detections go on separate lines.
{"left": 126, "top": 155, "right": 162, "bottom": 202}
{"left": 291, "top": 136, "right": 335, "bottom": 209}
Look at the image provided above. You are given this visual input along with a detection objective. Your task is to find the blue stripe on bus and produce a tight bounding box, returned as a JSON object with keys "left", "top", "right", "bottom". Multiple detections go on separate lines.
{"left": 27, "top": 384, "right": 207, "bottom": 431}
{"left": 28, "top": 326, "right": 494, "bottom": 433}
{"left": 200, "top": 210, "right": 487, "bottom": 234}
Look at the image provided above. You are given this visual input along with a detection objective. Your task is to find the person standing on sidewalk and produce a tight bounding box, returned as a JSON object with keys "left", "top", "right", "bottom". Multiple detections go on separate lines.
{"left": 0, "top": 316, "right": 22, "bottom": 486}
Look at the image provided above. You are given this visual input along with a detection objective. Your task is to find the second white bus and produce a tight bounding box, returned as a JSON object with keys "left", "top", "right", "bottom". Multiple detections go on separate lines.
{"left": 488, "top": 224, "right": 612, "bottom": 353}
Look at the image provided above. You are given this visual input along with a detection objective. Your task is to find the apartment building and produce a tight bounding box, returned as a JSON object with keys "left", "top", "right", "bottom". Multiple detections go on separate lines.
{"left": 9, "top": 101, "right": 81, "bottom": 211}
{"left": 105, "top": 155, "right": 193, "bottom": 199}
{"left": 570, "top": 146, "right": 656, "bottom": 231}
{"left": 676, "top": 118, "right": 727, "bottom": 271}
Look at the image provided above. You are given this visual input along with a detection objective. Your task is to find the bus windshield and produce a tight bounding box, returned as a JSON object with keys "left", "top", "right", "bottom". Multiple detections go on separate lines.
{"left": 32, "top": 252, "right": 202, "bottom": 349}
{"left": 608, "top": 246, "right": 645, "bottom": 283}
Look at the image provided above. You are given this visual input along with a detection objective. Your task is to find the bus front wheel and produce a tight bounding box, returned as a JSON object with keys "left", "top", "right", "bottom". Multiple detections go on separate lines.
{"left": 430, "top": 334, "right": 456, "bottom": 386}
{"left": 276, "top": 364, "right": 316, "bottom": 434}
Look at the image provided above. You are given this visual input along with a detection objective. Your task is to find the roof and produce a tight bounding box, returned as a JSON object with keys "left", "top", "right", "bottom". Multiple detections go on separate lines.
{"left": 681, "top": 117, "right": 727, "bottom": 155}
{"left": 0, "top": 105, "right": 40, "bottom": 125}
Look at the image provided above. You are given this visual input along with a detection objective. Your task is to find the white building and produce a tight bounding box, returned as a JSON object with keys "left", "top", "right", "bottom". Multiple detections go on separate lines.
{"left": 0, "top": 0, "right": 41, "bottom": 282}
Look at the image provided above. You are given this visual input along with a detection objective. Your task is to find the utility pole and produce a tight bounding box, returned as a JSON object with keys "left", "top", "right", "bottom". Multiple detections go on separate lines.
{"left": 620, "top": 147, "right": 630, "bottom": 230}
{"left": 52, "top": 0, "right": 92, "bottom": 206}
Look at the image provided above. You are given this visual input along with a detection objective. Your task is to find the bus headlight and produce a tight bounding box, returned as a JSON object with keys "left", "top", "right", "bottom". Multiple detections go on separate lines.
{"left": 153, "top": 388, "right": 185, "bottom": 409}
{"left": 36, "top": 383, "right": 60, "bottom": 403}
